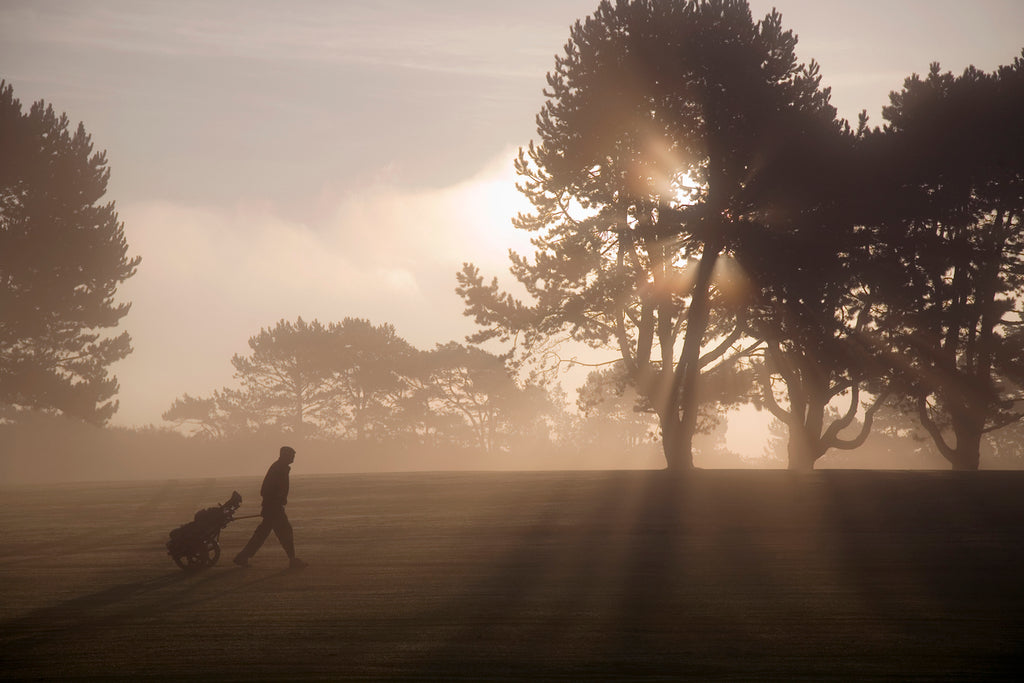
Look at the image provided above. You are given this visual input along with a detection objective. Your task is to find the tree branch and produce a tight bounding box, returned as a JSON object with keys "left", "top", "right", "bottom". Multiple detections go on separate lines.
{"left": 698, "top": 312, "right": 746, "bottom": 370}
{"left": 756, "top": 361, "right": 793, "bottom": 424}
{"left": 830, "top": 390, "right": 889, "bottom": 451}
{"left": 821, "top": 383, "right": 860, "bottom": 443}
{"left": 917, "top": 394, "right": 956, "bottom": 461}
{"left": 982, "top": 411, "right": 1024, "bottom": 434}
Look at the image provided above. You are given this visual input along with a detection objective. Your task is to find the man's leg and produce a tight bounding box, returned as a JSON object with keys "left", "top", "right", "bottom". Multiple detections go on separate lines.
{"left": 270, "top": 508, "right": 306, "bottom": 568}
{"left": 271, "top": 509, "right": 295, "bottom": 560}
{"left": 234, "top": 515, "right": 273, "bottom": 564}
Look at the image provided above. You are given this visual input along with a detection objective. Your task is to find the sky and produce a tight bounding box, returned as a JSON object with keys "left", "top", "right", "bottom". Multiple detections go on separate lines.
{"left": 2, "top": 0, "right": 1023, "bottom": 430}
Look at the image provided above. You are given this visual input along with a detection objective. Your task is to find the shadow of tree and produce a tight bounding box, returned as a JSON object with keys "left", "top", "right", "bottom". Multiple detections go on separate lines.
{"left": 0, "top": 567, "right": 291, "bottom": 660}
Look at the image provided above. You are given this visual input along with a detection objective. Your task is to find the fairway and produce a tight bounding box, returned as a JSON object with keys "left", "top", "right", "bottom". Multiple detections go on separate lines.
{"left": 2, "top": 470, "right": 1023, "bottom": 680}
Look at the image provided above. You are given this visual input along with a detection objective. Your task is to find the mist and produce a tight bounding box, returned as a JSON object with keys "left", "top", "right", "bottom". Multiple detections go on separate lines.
{"left": 3, "top": 0, "right": 1024, "bottom": 478}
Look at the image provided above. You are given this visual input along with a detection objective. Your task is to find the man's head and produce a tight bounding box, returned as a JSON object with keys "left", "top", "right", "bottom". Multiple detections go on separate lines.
{"left": 280, "top": 445, "right": 296, "bottom": 464}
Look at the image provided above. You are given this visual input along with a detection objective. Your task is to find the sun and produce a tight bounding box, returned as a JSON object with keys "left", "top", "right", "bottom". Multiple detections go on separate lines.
{"left": 461, "top": 162, "right": 537, "bottom": 262}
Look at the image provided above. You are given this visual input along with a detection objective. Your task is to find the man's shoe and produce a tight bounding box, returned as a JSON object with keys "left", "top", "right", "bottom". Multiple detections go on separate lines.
{"left": 289, "top": 557, "right": 308, "bottom": 570}
{"left": 233, "top": 554, "right": 249, "bottom": 567}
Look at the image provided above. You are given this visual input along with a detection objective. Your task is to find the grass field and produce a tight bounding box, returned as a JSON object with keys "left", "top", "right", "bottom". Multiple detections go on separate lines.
{"left": 2, "top": 470, "right": 1023, "bottom": 680}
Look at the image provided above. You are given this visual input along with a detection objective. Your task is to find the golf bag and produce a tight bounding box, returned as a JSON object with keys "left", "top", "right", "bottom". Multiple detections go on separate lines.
{"left": 166, "top": 491, "right": 243, "bottom": 570}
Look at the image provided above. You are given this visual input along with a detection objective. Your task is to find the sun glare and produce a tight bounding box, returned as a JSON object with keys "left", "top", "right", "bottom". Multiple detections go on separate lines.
{"left": 464, "top": 172, "right": 536, "bottom": 260}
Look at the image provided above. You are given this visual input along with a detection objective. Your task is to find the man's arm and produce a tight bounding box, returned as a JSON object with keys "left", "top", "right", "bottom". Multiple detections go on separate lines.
{"left": 260, "top": 462, "right": 289, "bottom": 506}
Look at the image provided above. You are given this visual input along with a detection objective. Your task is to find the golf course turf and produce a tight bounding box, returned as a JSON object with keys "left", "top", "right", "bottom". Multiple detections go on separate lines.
{"left": 2, "top": 469, "right": 1023, "bottom": 680}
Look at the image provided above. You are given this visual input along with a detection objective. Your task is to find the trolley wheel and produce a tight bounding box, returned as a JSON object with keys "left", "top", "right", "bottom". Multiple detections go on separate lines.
{"left": 172, "top": 540, "right": 221, "bottom": 570}
{"left": 204, "top": 539, "right": 222, "bottom": 567}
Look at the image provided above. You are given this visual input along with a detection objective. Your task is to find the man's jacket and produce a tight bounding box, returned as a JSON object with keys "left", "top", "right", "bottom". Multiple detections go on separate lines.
{"left": 260, "top": 459, "right": 290, "bottom": 508}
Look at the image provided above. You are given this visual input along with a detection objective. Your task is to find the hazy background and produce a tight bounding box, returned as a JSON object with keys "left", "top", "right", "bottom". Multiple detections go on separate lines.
{"left": 2, "top": 0, "right": 1023, "bottom": 437}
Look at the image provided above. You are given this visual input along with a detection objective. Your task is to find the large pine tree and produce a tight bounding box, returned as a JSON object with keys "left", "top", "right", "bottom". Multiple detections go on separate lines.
{"left": 457, "top": 0, "right": 838, "bottom": 470}
{"left": 0, "top": 81, "right": 139, "bottom": 424}
{"left": 867, "top": 56, "right": 1024, "bottom": 469}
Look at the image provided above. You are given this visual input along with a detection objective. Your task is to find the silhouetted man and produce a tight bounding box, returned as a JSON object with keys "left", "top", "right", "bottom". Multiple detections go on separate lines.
{"left": 234, "top": 446, "right": 308, "bottom": 569}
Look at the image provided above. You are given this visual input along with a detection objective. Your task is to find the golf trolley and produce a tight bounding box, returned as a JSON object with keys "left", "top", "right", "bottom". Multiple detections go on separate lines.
{"left": 166, "top": 490, "right": 255, "bottom": 570}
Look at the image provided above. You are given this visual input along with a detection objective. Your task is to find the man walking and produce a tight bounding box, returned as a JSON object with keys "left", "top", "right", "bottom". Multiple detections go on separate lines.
{"left": 234, "top": 446, "right": 308, "bottom": 569}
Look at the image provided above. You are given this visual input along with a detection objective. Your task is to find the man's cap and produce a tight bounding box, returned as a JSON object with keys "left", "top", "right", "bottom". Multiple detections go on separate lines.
{"left": 280, "top": 446, "right": 296, "bottom": 457}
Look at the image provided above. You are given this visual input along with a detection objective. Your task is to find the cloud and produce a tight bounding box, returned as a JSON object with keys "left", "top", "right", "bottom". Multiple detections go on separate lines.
{"left": 110, "top": 148, "right": 532, "bottom": 426}
{"left": 0, "top": 0, "right": 583, "bottom": 79}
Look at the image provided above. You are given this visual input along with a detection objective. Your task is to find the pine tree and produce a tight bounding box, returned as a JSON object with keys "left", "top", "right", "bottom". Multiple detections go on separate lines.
{"left": 0, "top": 81, "right": 140, "bottom": 424}
{"left": 869, "top": 56, "right": 1024, "bottom": 469}
{"left": 456, "top": 0, "right": 837, "bottom": 469}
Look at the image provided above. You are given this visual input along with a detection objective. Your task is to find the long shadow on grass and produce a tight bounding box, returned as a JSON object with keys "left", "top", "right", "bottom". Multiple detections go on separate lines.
{"left": 400, "top": 471, "right": 777, "bottom": 678}
{"left": 0, "top": 567, "right": 291, "bottom": 661}
{"left": 818, "top": 470, "right": 1024, "bottom": 676}
{"left": 397, "top": 470, "right": 1024, "bottom": 679}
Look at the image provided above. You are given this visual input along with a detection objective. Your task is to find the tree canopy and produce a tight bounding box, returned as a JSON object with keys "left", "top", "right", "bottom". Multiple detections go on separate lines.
{"left": 458, "top": 0, "right": 840, "bottom": 469}
{"left": 865, "top": 56, "right": 1024, "bottom": 469}
{"left": 0, "top": 81, "right": 139, "bottom": 424}
{"left": 457, "top": 2, "right": 1024, "bottom": 471}
{"left": 163, "top": 317, "right": 566, "bottom": 457}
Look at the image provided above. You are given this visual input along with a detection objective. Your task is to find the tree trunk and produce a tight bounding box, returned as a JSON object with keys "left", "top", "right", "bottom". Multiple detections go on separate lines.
{"left": 660, "top": 410, "right": 694, "bottom": 472}
{"left": 786, "top": 424, "right": 818, "bottom": 472}
{"left": 949, "top": 414, "right": 983, "bottom": 471}
{"left": 671, "top": 240, "right": 721, "bottom": 472}
{"left": 666, "top": 431, "right": 695, "bottom": 472}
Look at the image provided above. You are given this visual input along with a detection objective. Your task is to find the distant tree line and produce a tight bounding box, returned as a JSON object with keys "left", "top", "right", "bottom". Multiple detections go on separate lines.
{"left": 456, "top": 0, "right": 1024, "bottom": 471}
{"left": 161, "top": 316, "right": 708, "bottom": 465}
{"left": 162, "top": 317, "right": 566, "bottom": 455}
